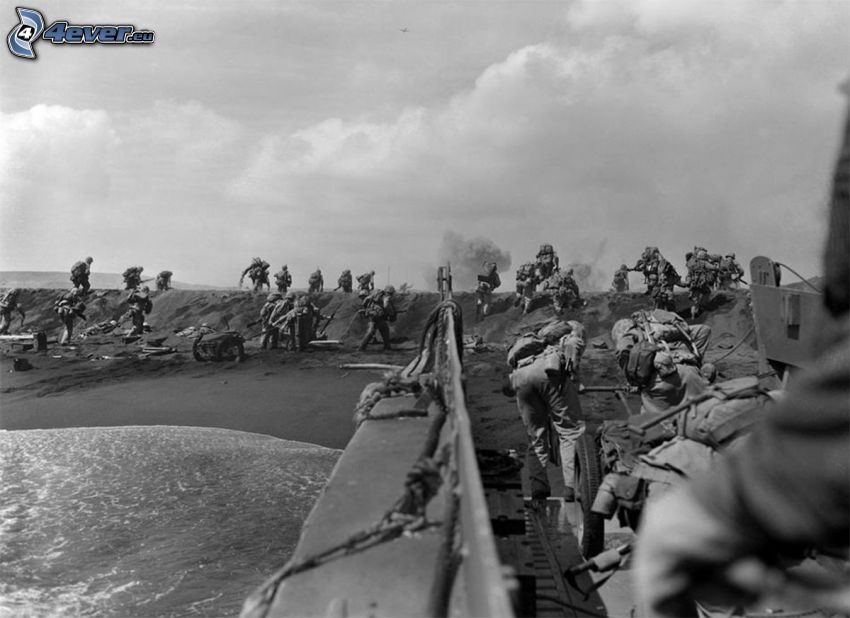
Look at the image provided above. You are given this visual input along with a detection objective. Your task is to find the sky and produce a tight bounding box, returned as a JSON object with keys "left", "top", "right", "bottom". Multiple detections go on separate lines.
{"left": 1, "top": 0, "right": 848, "bottom": 289}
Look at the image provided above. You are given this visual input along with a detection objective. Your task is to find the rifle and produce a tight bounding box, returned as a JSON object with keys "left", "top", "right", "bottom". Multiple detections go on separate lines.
{"left": 317, "top": 309, "right": 338, "bottom": 337}
{"left": 629, "top": 380, "right": 760, "bottom": 437}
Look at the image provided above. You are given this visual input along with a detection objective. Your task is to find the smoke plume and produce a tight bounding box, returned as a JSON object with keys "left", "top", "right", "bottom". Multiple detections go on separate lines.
{"left": 435, "top": 231, "right": 512, "bottom": 290}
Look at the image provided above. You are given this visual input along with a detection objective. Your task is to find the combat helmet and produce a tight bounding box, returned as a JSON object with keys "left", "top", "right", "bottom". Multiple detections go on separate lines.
{"left": 267, "top": 292, "right": 282, "bottom": 302}
{"left": 384, "top": 285, "right": 396, "bottom": 295}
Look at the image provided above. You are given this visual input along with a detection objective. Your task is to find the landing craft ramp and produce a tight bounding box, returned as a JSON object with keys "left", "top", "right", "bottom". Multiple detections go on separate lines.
{"left": 243, "top": 268, "right": 628, "bottom": 618}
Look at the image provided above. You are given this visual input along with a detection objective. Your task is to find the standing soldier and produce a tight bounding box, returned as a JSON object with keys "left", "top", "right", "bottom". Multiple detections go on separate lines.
{"left": 274, "top": 265, "right": 292, "bottom": 294}
{"left": 337, "top": 269, "right": 353, "bottom": 293}
{"left": 70, "top": 257, "right": 93, "bottom": 295}
{"left": 535, "top": 243, "right": 559, "bottom": 279}
{"left": 308, "top": 268, "right": 324, "bottom": 294}
{"left": 259, "top": 292, "right": 283, "bottom": 349}
{"left": 126, "top": 286, "right": 153, "bottom": 335}
{"left": 356, "top": 270, "right": 376, "bottom": 296}
{"left": 475, "top": 261, "right": 501, "bottom": 320}
{"left": 156, "top": 270, "right": 173, "bottom": 291}
{"left": 239, "top": 258, "right": 271, "bottom": 291}
{"left": 55, "top": 293, "right": 87, "bottom": 345}
{"left": 0, "top": 289, "right": 25, "bottom": 334}
{"left": 358, "top": 285, "right": 397, "bottom": 351}
{"left": 611, "top": 264, "right": 630, "bottom": 293}
{"left": 122, "top": 266, "right": 145, "bottom": 290}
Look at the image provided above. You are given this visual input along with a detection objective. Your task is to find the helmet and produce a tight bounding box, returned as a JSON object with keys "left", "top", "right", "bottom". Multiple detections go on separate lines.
{"left": 85, "top": 256, "right": 93, "bottom": 263}
{"left": 653, "top": 352, "right": 676, "bottom": 376}
{"left": 283, "top": 264, "right": 288, "bottom": 269}
{"left": 620, "top": 264, "right": 628, "bottom": 270}
{"left": 728, "top": 253, "right": 736, "bottom": 259}
{"left": 267, "top": 292, "right": 282, "bottom": 301}
{"left": 700, "top": 362, "right": 718, "bottom": 383}
{"left": 383, "top": 285, "right": 396, "bottom": 295}
{"left": 370, "top": 270, "right": 375, "bottom": 275}
{"left": 285, "top": 291, "right": 297, "bottom": 300}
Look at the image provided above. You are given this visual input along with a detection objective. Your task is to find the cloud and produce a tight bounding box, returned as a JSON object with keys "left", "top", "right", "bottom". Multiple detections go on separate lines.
{"left": 2, "top": 1, "right": 847, "bottom": 289}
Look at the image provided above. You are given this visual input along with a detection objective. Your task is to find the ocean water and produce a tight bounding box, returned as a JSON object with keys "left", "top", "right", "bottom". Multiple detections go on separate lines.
{"left": 0, "top": 426, "right": 340, "bottom": 617}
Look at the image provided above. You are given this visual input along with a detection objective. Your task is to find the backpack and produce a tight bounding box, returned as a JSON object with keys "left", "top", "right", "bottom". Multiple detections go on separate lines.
{"left": 507, "top": 334, "right": 547, "bottom": 368}
{"left": 537, "top": 320, "right": 573, "bottom": 344}
{"left": 622, "top": 341, "right": 659, "bottom": 388}
{"left": 71, "top": 261, "right": 87, "bottom": 278}
{"left": 679, "top": 377, "right": 771, "bottom": 448}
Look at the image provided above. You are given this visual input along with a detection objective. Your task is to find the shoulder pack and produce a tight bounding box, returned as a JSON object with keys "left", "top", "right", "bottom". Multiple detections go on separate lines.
{"left": 623, "top": 341, "right": 659, "bottom": 388}
{"left": 507, "top": 334, "right": 547, "bottom": 368}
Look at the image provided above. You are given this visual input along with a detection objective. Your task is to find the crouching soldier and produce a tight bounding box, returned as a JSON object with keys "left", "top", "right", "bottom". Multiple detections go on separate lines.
{"left": 156, "top": 270, "right": 173, "bottom": 291}
{"left": 55, "top": 294, "right": 87, "bottom": 345}
{"left": 337, "top": 269, "right": 353, "bottom": 293}
{"left": 123, "top": 266, "right": 145, "bottom": 290}
{"left": 126, "top": 286, "right": 153, "bottom": 335}
{"left": 0, "top": 289, "right": 25, "bottom": 334}
{"left": 70, "top": 257, "right": 93, "bottom": 294}
{"left": 358, "top": 285, "right": 397, "bottom": 351}
{"left": 504, "top": 328, "right": 586, "bottom": 502}
{"left": 611, "top": 264, "right": 630, "bottom": 293}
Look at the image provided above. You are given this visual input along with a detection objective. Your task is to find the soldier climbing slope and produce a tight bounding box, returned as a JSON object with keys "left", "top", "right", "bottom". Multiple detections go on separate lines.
{"left": 308, "top": 268, "right": 324, "bottom": 294}
{"left": 717, "top": 253, "right": 745, "bottom": 289}
{"left": 514, "top": 262, "right": 538, "bottom": 314}
{"left": 356, "top": 270, "right": 376, "bottom": 296}
{"left": 239, "top": 258, "right": 271, "bottom": 291}
{"left": 535, "top": 243, "right": 560, "bottom": 279}
{"left": 336, "top": 269, "right": 353, "bottom": 293}
{"left": 126, "top": 285, "right": 153, "bottom": 336}
{"left": 0, "top": 289, "right": 25, "bottom": 334}
{"left": 122, "top": 266, "right": 145, "bottom": 290}
{"left": 475, "top": 261, "right": 501, "bottom": 320}
{"left": 70, "top": 257, "right": 93, "bottom": 294}
{"left": 503, "top": 323, "right": 587, "bottom": 502}
{"left": 611, "top": 264, "right": 630, "bottom": 293}
{"left": 358, "top": 285, "right": 397, "bottom": 351}
{"left": 55, "top": 292, "right": 87, "bottom": 345}
{"left": 156, "top": 270, "right": 173, "bottom": 291}
{"left": 274, "top": 265, "right": 292, "bottom": 294}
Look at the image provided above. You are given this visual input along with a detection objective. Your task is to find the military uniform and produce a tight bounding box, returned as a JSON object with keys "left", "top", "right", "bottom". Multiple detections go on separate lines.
{"left": 240, "top": 258, "right": 270, "bottom": 291}
{"left": 475, "top": 262, "right": 501, "bottom": 319}
{"left": 70, "top": 257, "right": 93, "bottom": 294}
{"left": 56, "top": 297, "right": 86, "bottom": 344}
{"left": 308, "top": 269, "right": 324, "bottom": 294}
{"left": 274, "top": 266, "right": 292, "bottom": 294}
{"left": 509, "top": 337, "right": 586, "bottom": 500}
{"left": 515, "top": 263, "right": 538, "bottom": 314}
{"left": 122, "top": 266, "right": 144, "bottom": 291}
{"left": 126, "top": 286, "right": 152, "bottom": 335}
{"left": 612, "top": 265, "right": 630, "bottom": 293}
{"left": 337, "top": 270, "right": 353, "bottom": 293}
{"left": 0, "top": 289, "right": 24, "bottom": 334}
{"left": 358, "top": 287, "right": 397, "bottom": 351}
{"left": 356, "top": 271, "right": 375, "bottom": 295}
{"left": 260, "top": 292, "right": 283, "bottom": 349}
{"left": 156, "top": 270, "right": 173, "bottom": 291}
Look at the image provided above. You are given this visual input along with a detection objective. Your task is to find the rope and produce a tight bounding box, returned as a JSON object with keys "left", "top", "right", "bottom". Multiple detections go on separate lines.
{"left": 708, "top": 325, "right": 756, "bottom": 364}
{"left": 775, "top": 262, "right": 823, "bottom": 294}
{"left": 352, "top": 373, "right": 424, "bottom": 427}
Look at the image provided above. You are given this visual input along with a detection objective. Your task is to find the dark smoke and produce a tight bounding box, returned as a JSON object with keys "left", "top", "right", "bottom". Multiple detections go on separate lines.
{"left": 435, "top": 231, "right": 512, "bottom": 290}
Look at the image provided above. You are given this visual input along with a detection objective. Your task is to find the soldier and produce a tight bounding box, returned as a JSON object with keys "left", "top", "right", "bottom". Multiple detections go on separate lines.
{"left": 239, "top": 258, "right": 270, "bottom": 291}
{"left": 514, "top": 262, "right": 539, "bottom": 314}
{"left": 475, "top": 261, "right": 501, "bottom": 320}
{"left": 282, "top": 294, "right": 323, "bottom": 352}
{"left": 535, "top": 243, "right": 559, "bottom": 279}
{"left": 505, "top": 329, "right": 586, "bottom": 502}
{"left": 611, "top": 264, "right": 630, "bottom": 293}
{"left": 0, "top": 289, "right": 25, "bottom": 334}
{"left": 55, "top": 293, "right": 87, "bottom": 345}
{"left": 274, "top": 265, "right": 292, "bottom": 294}
{"left": 356, "top": 270, "right": 376, "bottom": 296}
{"left": 634, "top": 106, "right": 849, "bottom": 616}
{"left": 308, "top": 268, "right": 324, "bottom": 294}
{"left": 126, "top": 286, "right": 153, "bottom": 335}
{"left": 70, "top": 257, "right": 93, "bottom": 294}
{"left": 630, "top": 246, "right": 661, "bottom": 285}
{"left": 259, "top": 292, "right": 283, "bottom": 349}
{"left": 684, "top": 250, "right": 718, "bottom": 318}
{"left": 122, "top": 266, "right": 144, "bottom": 290}
{"left": 640, "top": 351, "right": 708, "bottom": 415}
{"left": 651, "top": 257, "right": 684, "bottom": 312}
{"left": 156, "top": 270, "right": 173, "bottom": 291}
{"left": 269, "top": 291, "right": 297, "bottom": 347}
{"left": 337, "top": 269, "right": 353, "bottom": 293}
{"left": 542, "top": 269, "right": 584, "bottom": 315}
{"left": 717, "top": 253, "right": 745, "bottom": 289}
{"left": 358, "top": 285, "right": 397, "bottom": 351}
